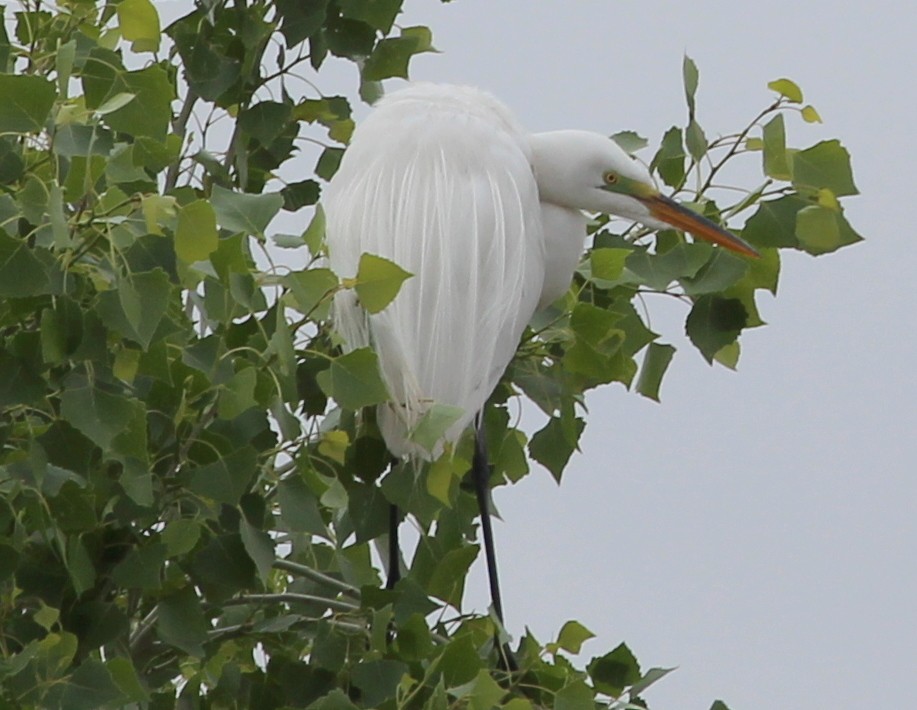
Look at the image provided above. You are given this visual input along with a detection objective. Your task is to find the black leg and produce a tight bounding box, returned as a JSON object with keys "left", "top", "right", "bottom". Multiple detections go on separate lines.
{"left": 386, "top": 501, "right": 401, "bottom": 590}
{"left": 472, "top": 420, "right": 517, "bottom": 671}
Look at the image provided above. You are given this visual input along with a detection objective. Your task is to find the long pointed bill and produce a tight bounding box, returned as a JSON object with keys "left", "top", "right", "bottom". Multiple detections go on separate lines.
{"left": 641, "top": 193, "right": 760, "bottom": 258}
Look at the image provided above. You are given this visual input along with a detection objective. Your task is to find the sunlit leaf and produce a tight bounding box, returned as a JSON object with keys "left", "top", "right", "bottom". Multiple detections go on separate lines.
{"left": 762, "top": 114, "right": 791, "bottom": 180}
{"left": 768, "top": 77, "right": 803, "bottom": 103}
{"left": 353, "top": 253, "right": 412, "bottom": 314}
{"left": 556, "top": 620, "right": 596, "bottom": 654}
{"left": 117, "top": 0, "right": 161, "bottom": 53}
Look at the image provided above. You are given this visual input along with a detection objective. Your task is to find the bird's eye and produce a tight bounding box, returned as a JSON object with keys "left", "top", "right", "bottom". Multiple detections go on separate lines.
{"left": 604, "top": 172, "right": 618, "bottom": 185}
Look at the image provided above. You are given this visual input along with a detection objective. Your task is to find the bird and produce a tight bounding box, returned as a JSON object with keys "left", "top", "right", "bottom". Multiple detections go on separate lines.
{"left": 322, "top": 83, "right": 757, "bottom": 648}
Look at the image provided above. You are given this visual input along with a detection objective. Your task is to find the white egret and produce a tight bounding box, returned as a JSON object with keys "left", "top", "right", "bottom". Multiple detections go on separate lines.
{"left": 323, "top": 83, "right": 757, "bottom": 641}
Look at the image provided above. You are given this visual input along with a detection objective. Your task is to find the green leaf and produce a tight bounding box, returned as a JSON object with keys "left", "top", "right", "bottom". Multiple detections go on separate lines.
{"left": 239, "top": 100, "right": 293, "bottom": 146}
{"left": 351, "top": 659, "right": 408, "bottom": 707}
{"left": 156, "top": 587, "right": 210, "bottom": 657}
{"left": 791, "top": 140, "right": 859, "bottom": 196}
{"left": 686, "top": 118, "right": 707, "bottom": 161}
{"left": 742, "top": 195, "right": 807, "bottom": 249}
{"left": 554, "top": 681, "right": 595, "bottom": 710}
{"left": 0, "top": 232, "right": 51, "bottom": 296}
{"left": 465, "top": 669, "right": 506, "bottom": 710}
{"left": 795, "top": 204, "right": 862, "bottom": 255}
{"left": 51, "top": 659, "right": 125, "bottom": 710}
{"left": 710, "top": 702, "right": 732, "bottom": 710}
{"left": 652, "top": 127, "right": 686, "bottom": 188}
{"left": 529, "top": 415, "right": 585, "bottom": 483}
{"left": 186, "top": 447, "right": 258, "bottom": 505}
{"left": 324, "top": 17, "right": 376, "bottom": 59}
{"left": 162, "top": 519, "right": 202, "bottom": 557}
{"left": 239, "top": 517, "right": 275, "bottom": 585}
{"left": 286, "top": 268, "right": 338, "bottom": 317}
{"left": 211, "top": 185, "right": 283, "bottom": 238}
{"left": 362, "top": 27, "right": 436, "bottom": 82}
{"left": 0, "top": 74, "right": 56, "bottom": 132}
{"left": 278, "top": 477, "right": 326, "bottom": 534}
{"left": 629, "top": 667, "right": 677, "bottom": 697}
{"left": 339, "top": 0, "right": 401, "bottom": 33}
{"left": 107, "top": 657, "right": 150, "bottom": 703}
{"left": 66, "top": 536, "right": 96, "bottom": 595}
{"left": 316, "top": 147, "right": 345, "bottom": 180}
{"left": 427, "top": 545, "right": 478, "bottom": 608}
{"left": 307, "top": 689, "right": 360, "bottom": 710}
{"left": 117, "top": 0, "right": 161, "bottom": 53}
{"left": 426, "top": 455, "right": 461, "bottom": 506}
{"left": 95, "top": 269, "right": 171, "bottom": 349}
{"left": 680, "top": 249, "right": 749, "bottom": 296}
{"left": 111, "top": 543, "right": 166, "bottom": 590}
{"left": 0, "top": 352, "right": 45, "bottom": 407}
{"left": 636, "top": 343, "right": 675, "bottom": 402}
{"left": 175, "top": 199, "right": 219, "bottom": 263}
{"left": 626, "top": 243, "right": 711, "bottom": 291}
{"left": 410, "top": 404, "right": 464, "bottom": 454}
{"left": 218, "top": 367, "right": 258, "bottom": 419}
{"left": 768, "top": 77, "right": 803, "bottom": 103}
{"left": 316, "top": 348, "right": 389, "bottom": 411}
{"left": 60, "top": 386, "right": 143, "bottom": 452}
{"left": 589, "top": 247, "right": 631, "bottom": 281}
{"left": 588, "top": 642, "right": 641, "bottom": 696}
{"left": 683, "top": 54, "right": 699, "bottom": 117}
{"left": 611, "top": 130, "right": 648, "bottom": 153}
{"left": 276, "top": 0, "right": 329, "bottom": 45}
{"left": 303, "top": 204, "right": 326, "bottom": 254}
{"left": 102, "top": 65, "right": 174, "bottom": 140}
{"left": 556, "top": 620, "right": 596, "bottom": 654}
{"left": 762, "top": 114, "right": 791, "bottom": 180}
{"left": 353, "top": 252, "right": 412, "bottom": 314}
{"left": 282, "top": 179, "right": 321, "bottom": 211}
{"left": 801, "top": 105, "right": 822, "bottom": 123}
{"left": 685, "top": 296, "right": 747, "bottom": 363}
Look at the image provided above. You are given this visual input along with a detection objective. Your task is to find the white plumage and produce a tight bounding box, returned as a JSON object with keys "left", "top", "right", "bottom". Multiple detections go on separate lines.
{"left": 323, "top": 82, "right": 757, "bottom": 459}
{"left": 325, "top": 84, "right": 545, "bottom": 457}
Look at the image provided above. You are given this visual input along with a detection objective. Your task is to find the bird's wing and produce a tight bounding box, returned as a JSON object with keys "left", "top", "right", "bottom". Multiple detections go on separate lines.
{"left": 324, "top": 84, "right": 545, "bottom": 458}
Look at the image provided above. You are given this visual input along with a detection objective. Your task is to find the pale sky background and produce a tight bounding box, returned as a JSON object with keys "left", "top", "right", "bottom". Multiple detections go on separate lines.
{"left": 160, "top": 2, "right": 915, "bottom": 708}
{"left": 381, "top": 2, "right": 915, "bottom": 709}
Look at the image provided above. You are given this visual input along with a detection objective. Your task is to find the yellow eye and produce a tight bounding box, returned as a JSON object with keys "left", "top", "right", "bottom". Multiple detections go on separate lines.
{"left": 604, "top": 172, "right": 618, "bottom": 185}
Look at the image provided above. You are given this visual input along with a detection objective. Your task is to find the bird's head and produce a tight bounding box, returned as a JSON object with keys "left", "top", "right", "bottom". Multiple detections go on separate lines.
{"left": 529, "top": 130, "right": 759, "bottom": 257}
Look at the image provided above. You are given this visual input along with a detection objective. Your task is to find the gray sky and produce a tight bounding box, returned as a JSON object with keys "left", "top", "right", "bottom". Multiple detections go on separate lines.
{"left": 382, "top": 2, "right": 916, "bottom": 709}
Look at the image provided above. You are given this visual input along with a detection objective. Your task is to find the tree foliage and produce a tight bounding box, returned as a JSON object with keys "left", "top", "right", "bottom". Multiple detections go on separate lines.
{"left": 0, "top": 2, "right": 860, "bottom": 708}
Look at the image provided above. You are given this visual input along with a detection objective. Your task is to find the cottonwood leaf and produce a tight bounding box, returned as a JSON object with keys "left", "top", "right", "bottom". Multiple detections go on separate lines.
{"left": 316, "top": 348, "right": 389, "bottom": 410}
{"left": 353, "top": 253, "right": 412, "bottom": 314}
{"left": 685, "top": 296, "right": 747, "bottom": 363}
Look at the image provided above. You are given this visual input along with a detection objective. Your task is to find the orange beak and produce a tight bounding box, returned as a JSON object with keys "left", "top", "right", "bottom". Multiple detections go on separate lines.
{"left": 640, "top": 193, "right": 760, "bottom": 258}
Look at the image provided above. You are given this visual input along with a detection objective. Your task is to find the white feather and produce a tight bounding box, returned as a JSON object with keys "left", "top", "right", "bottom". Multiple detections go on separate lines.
{"left": 324, "top": 84, "right": 545, "bottom": 458}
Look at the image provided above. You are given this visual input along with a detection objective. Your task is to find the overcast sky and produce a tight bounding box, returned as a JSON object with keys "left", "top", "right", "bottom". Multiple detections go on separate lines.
{"left": 377, "top": 2, "right": 915, "bottom": 709}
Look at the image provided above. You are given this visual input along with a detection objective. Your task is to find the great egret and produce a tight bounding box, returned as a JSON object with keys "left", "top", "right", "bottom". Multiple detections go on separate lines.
{"left": 323, "top": 82, "right": 757, "bottom": 638}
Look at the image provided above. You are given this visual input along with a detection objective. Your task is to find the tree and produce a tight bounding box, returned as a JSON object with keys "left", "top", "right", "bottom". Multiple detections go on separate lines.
{"left": 0, "top": 1, "right": 861, "bottom": 708}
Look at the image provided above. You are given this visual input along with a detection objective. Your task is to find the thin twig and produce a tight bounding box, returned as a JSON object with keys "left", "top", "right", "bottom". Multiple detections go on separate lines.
{"left": 272, "top": 558, "right": 360, "bottom": 597}
{"left": 164, "top": 88, "right": 199, "bottom": 192}
{"left": 224, "top": 592, "right": 359, "bottom": 614}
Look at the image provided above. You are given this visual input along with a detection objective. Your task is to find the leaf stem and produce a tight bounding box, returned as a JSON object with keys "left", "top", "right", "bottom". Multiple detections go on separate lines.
{"left": 272, "top": 558, "right": 360, "bottom": 597}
